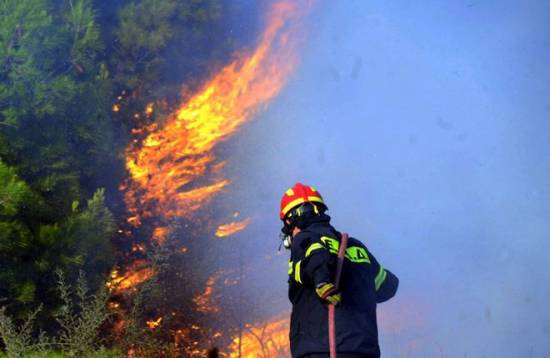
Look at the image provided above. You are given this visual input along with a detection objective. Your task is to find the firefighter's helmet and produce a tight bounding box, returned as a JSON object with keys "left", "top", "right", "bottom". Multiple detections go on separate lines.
{"left": 280, "top": 183, "right": 326, "bottom": 220}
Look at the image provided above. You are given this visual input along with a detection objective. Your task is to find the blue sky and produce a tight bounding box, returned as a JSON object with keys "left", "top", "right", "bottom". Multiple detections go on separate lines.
{"left": 226, "top": 1, "right": 550, "bottom": 356}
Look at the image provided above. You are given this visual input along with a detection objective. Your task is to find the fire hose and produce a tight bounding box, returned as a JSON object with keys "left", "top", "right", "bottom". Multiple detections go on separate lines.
{"left": 329, "top": 232, "right": 348, "bottom": 358}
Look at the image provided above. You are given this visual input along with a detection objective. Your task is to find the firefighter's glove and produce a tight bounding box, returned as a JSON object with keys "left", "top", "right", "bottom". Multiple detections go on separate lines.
{"left": 315, "top": 282, "right": 341, "bottom": 305}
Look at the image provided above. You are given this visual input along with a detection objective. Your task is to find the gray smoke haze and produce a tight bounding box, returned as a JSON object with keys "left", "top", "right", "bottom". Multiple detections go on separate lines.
{"left": 223, "top": 1, "right": 550, "bottom": 356}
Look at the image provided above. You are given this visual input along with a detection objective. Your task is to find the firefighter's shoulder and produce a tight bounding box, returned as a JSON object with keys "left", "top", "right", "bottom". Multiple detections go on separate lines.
{"left": 293, "top": 229, "right": 321, "bottom": 250}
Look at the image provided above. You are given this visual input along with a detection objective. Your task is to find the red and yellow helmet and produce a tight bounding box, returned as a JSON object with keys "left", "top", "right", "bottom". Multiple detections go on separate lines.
{"left": 280, "top": 183, "right": 326, "bottom": 220}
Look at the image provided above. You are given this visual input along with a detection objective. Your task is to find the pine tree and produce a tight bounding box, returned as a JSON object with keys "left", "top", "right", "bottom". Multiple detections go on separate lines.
{"left": 0, "top": 160, "right": 115, "bottom": 320}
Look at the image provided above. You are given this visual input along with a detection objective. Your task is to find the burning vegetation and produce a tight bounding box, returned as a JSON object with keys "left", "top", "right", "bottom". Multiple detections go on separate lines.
{"left": 215, "top": 218, "right": 253, "bottom": 238}
{"left": 121, "top": 0, "right": 304, "bottom": 227}
{"left": 230, "top": 316, "right": 291, "bottom": 358}
{"left": 108, "top": 0, "right": 313, "bottom": 355}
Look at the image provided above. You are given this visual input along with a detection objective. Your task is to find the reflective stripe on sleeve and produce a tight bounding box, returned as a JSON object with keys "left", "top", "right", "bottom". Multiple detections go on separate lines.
{"left": 375, "top": 265, "right": 387, "bottom": 291}
{"left": 295, "top": 260, "right": 303, "bottom": 284}
{"left": 305, "top": 242, "right": 325, "bottom": 257}
{"left": 288, "top": 261, "right": 293, "bottom": 275}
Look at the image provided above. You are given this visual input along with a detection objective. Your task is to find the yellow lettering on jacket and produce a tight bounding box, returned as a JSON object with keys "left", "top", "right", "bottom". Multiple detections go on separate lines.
{"left": 320, "top": 236, "right": 371, "bottom": 264}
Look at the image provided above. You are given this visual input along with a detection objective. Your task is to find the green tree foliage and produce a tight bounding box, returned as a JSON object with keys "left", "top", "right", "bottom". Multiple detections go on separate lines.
{"left": 114, "top": 0, "right": 179, "bottom": 90}
{"left": 0, "top": 0, "right": 117, "bottom": 326}
{"left": 0, "top": 160, "right": 115, "bottom": 319}
{"left": 112, "top": 0, "right": 224, "bottom": 92}
{"left": 0, "top": 0, "right": 116, "bottom": 201}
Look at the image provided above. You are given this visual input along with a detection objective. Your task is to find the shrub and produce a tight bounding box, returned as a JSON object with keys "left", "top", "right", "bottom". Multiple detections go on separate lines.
{"left": 0, "top": 270, "right": 118, "bottom": 357}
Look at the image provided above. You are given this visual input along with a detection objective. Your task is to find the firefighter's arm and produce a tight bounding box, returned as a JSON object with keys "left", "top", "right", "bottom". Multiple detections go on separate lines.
{"left": 292, "top": 234, "right": 342, "bottom": 304}
{"left": 369, "top": 251, "right": 399, "bottom": 303}
{"left": 289, "top": 233, "right": 333, "bottom": 287}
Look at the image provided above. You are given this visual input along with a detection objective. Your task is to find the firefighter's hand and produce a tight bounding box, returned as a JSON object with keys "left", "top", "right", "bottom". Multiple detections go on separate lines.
{"left": 315, "top": 282, "right": 341, "bottom": 305}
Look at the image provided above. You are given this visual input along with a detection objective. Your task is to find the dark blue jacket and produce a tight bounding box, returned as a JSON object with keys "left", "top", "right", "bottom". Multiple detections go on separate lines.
{"left": 288, "top": 217, "right": 398, "bottom": 358}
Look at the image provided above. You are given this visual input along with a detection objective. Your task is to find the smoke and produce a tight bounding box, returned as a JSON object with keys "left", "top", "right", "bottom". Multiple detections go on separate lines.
{"left": 227, "top": 0, "right": 550, "bottom": 356}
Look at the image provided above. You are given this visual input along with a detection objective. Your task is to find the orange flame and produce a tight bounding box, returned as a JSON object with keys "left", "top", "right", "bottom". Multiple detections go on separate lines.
{"left": 152, "top": 226, "right": 170, "bottom": 245}
{"left": 107, "top": 261, "right": 154, "bottom": 293}
{"left": 229, "top": 316, "right": 290, "bottom": 358}
{"left": 145, "top": 102, "right": 154, "bottom": 115}
{"left": 108, "top": 268, "right": 154, "bottom": 292}
{"left": 193, "top": 271, "right": 225, "bottom": 314}
{"left": 215, "top": 218, "right": 252, "bottom": 238}
{"left": 123, "top": 0, "right": 306, "bottom": 226}
{"left": 146, "top": 317, "right": 163, "bottom": 329}
{"left": 131, "top": 243, "right": 146, "bottom": 253}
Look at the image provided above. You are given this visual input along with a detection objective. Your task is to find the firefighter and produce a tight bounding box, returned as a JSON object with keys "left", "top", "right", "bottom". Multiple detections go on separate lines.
{"left": 281, "top": 183, "right": 399, "bottom": 358}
